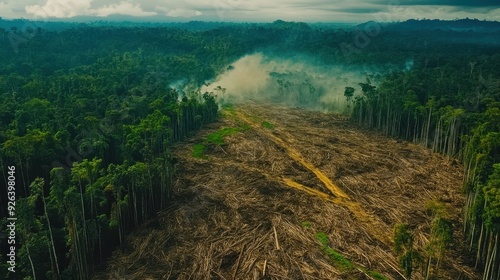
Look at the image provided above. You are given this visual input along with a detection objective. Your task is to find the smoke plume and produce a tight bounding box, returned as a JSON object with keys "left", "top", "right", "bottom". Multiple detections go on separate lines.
{"left": 201, "top": 52, "right": 387, "bottom": 112}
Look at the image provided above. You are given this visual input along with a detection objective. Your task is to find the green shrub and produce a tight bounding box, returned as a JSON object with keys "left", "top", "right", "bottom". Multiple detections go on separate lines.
{"left": 315, "top": 232, "right": 353, "bottom": 271}
{"left": 367, "top": 271, "right": 389, "bottom": 280}
{"left": 192, "top": 144, "right": 206, "bottom": 158}
{"left": 301, "top": 221, "right": 312, "bottom": 228}
{"left": 192, "top": 125, "right": 250, "bottom": 158}
{"left": 262, "top": 121, "right": 275, "bottom": 129}
{"left": 315, "top": 232, "right": 330, "bottom": 247}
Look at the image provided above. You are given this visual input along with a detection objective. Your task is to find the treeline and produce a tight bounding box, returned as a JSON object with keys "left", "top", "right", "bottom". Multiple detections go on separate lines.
{"left": 348, "top": 53, "right": 500, "bottom": 279}
{"left": 0, "top": 27, "right": 222, "bottom": 279}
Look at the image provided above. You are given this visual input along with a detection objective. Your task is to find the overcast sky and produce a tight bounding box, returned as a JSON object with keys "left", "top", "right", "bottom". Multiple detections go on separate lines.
{"left": 0, "top": 0, "right": 499, "bottom": 22}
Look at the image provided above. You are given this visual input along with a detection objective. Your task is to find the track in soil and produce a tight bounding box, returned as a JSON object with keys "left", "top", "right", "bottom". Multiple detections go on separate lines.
{"left": 235, "top": 109, "right": 391, "bottom": 245}
{"left": 94, "top": 103, "right": 479, "bottom": 280}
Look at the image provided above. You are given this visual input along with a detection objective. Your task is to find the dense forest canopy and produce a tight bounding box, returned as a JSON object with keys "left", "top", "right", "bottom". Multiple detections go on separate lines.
{"left": 1, "top": 18, "right": 500, "bottom": 279}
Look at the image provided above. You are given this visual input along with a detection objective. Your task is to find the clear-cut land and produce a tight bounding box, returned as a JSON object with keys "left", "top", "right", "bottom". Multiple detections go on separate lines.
{"left": 95, "top": 103, "right": 477, "bottom": 280}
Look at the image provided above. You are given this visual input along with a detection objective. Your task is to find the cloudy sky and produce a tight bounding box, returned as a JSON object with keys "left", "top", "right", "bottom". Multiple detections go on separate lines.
{"left": 0, "top": 0, "right": 499, "bottom": 22}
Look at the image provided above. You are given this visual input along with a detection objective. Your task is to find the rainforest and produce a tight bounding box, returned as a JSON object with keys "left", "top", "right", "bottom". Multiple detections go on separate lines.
{"left": 1, "top": 17, "right": 500, "bottom": 280}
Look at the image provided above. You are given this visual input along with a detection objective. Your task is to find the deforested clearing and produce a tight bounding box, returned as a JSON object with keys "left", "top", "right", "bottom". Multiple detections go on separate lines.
{"left": 94, "top": 103, "right": 476, "bottom": 280}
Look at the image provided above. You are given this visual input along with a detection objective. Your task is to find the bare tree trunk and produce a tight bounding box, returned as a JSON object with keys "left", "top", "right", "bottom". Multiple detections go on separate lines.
{"left": 484, "top": 232, "right": 494, "bottom": 280}
{"left": 471, "top": 223, "right": 484, "bottom": 268}
{"left": 26, "top": 243, "right": 37, "bottom": 280}
{"left": 425, "top": 256, "right": 432, "bottom": 280}
{"left": 425, "top": 107, "right": 432, "bottom": 147}
{"left": 406, "top": 111, "right": 411, "bottom": 140}
{"left": 42, "top": 195, "right": 60, "bottom": 276}
{"left": 78, "top": 180, "right": 89, "bottom": 251}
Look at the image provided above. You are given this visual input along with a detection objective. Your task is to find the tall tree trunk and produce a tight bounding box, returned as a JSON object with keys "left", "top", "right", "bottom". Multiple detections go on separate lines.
{"left": 42, "top": 195, "right": 60, "bottom": 276}
{"left": 406, "top": 111, "right": 411, "bottom": 140}
{"left": 425, "top": 107, "right": 432, "bottom": 147}
{"left": 472, "top": 223, "right": 484, "bottom": 268}
{"left": 78, "top": 180, "right": 89, "bottom": 251}
{"left": 133, "top": 185, "right": 138, "bottom": 227}
{"left": 26, "top": 242, "right": 37, "bottom": 280}
{"left": 484, "top": 231, "right": 497, "bottom": 280}
{"left": 425, "top": 256, "right": 432, "bottom": 280}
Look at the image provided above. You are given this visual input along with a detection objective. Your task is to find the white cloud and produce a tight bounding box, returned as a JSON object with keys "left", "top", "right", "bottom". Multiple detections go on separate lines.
{"left": 25, "top": 0, "right": 92, "bottom": 18}
{"left": 165, "top": 8, "right": 202, "bottom": 17}
{"left": 0, "top": 0, "right": 494, "bottom": 21}
{"left": 0, "top": 2, "right": 15, "bottom": 18}
{"left": 92, "top": 2, "right": 157, "bottom": 17}
{"left": 24, "top": 0, "right": 156, "bottom": 18}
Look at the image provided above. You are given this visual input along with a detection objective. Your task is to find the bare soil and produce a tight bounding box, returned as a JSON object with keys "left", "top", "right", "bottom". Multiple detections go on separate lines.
{"left": 94, "top": 103, "right": 479, "bottom": 280}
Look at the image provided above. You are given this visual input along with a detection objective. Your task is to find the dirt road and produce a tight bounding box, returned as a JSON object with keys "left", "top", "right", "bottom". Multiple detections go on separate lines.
{"left": 95, "top": 104, "right": 478, "bottom": 280}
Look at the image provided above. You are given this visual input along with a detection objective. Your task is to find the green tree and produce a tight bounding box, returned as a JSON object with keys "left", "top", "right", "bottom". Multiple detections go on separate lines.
{"left": 394, "top": 223, "right": 420, "bottom": 279}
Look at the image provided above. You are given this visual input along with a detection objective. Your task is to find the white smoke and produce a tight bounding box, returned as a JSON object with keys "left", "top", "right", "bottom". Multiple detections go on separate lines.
{"left": 201, "top": 52, "right": 385, "bottom": 112}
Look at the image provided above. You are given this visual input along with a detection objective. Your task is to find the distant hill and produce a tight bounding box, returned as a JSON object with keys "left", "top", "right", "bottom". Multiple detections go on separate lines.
{"left": 383, "top": 18, "right": 500, "bottom": 32}
{"left": 0, "top": 17, "right": 245, "bottom": 32}
{"left": 2, "top": 17, "right": 500, "bottom": 34}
